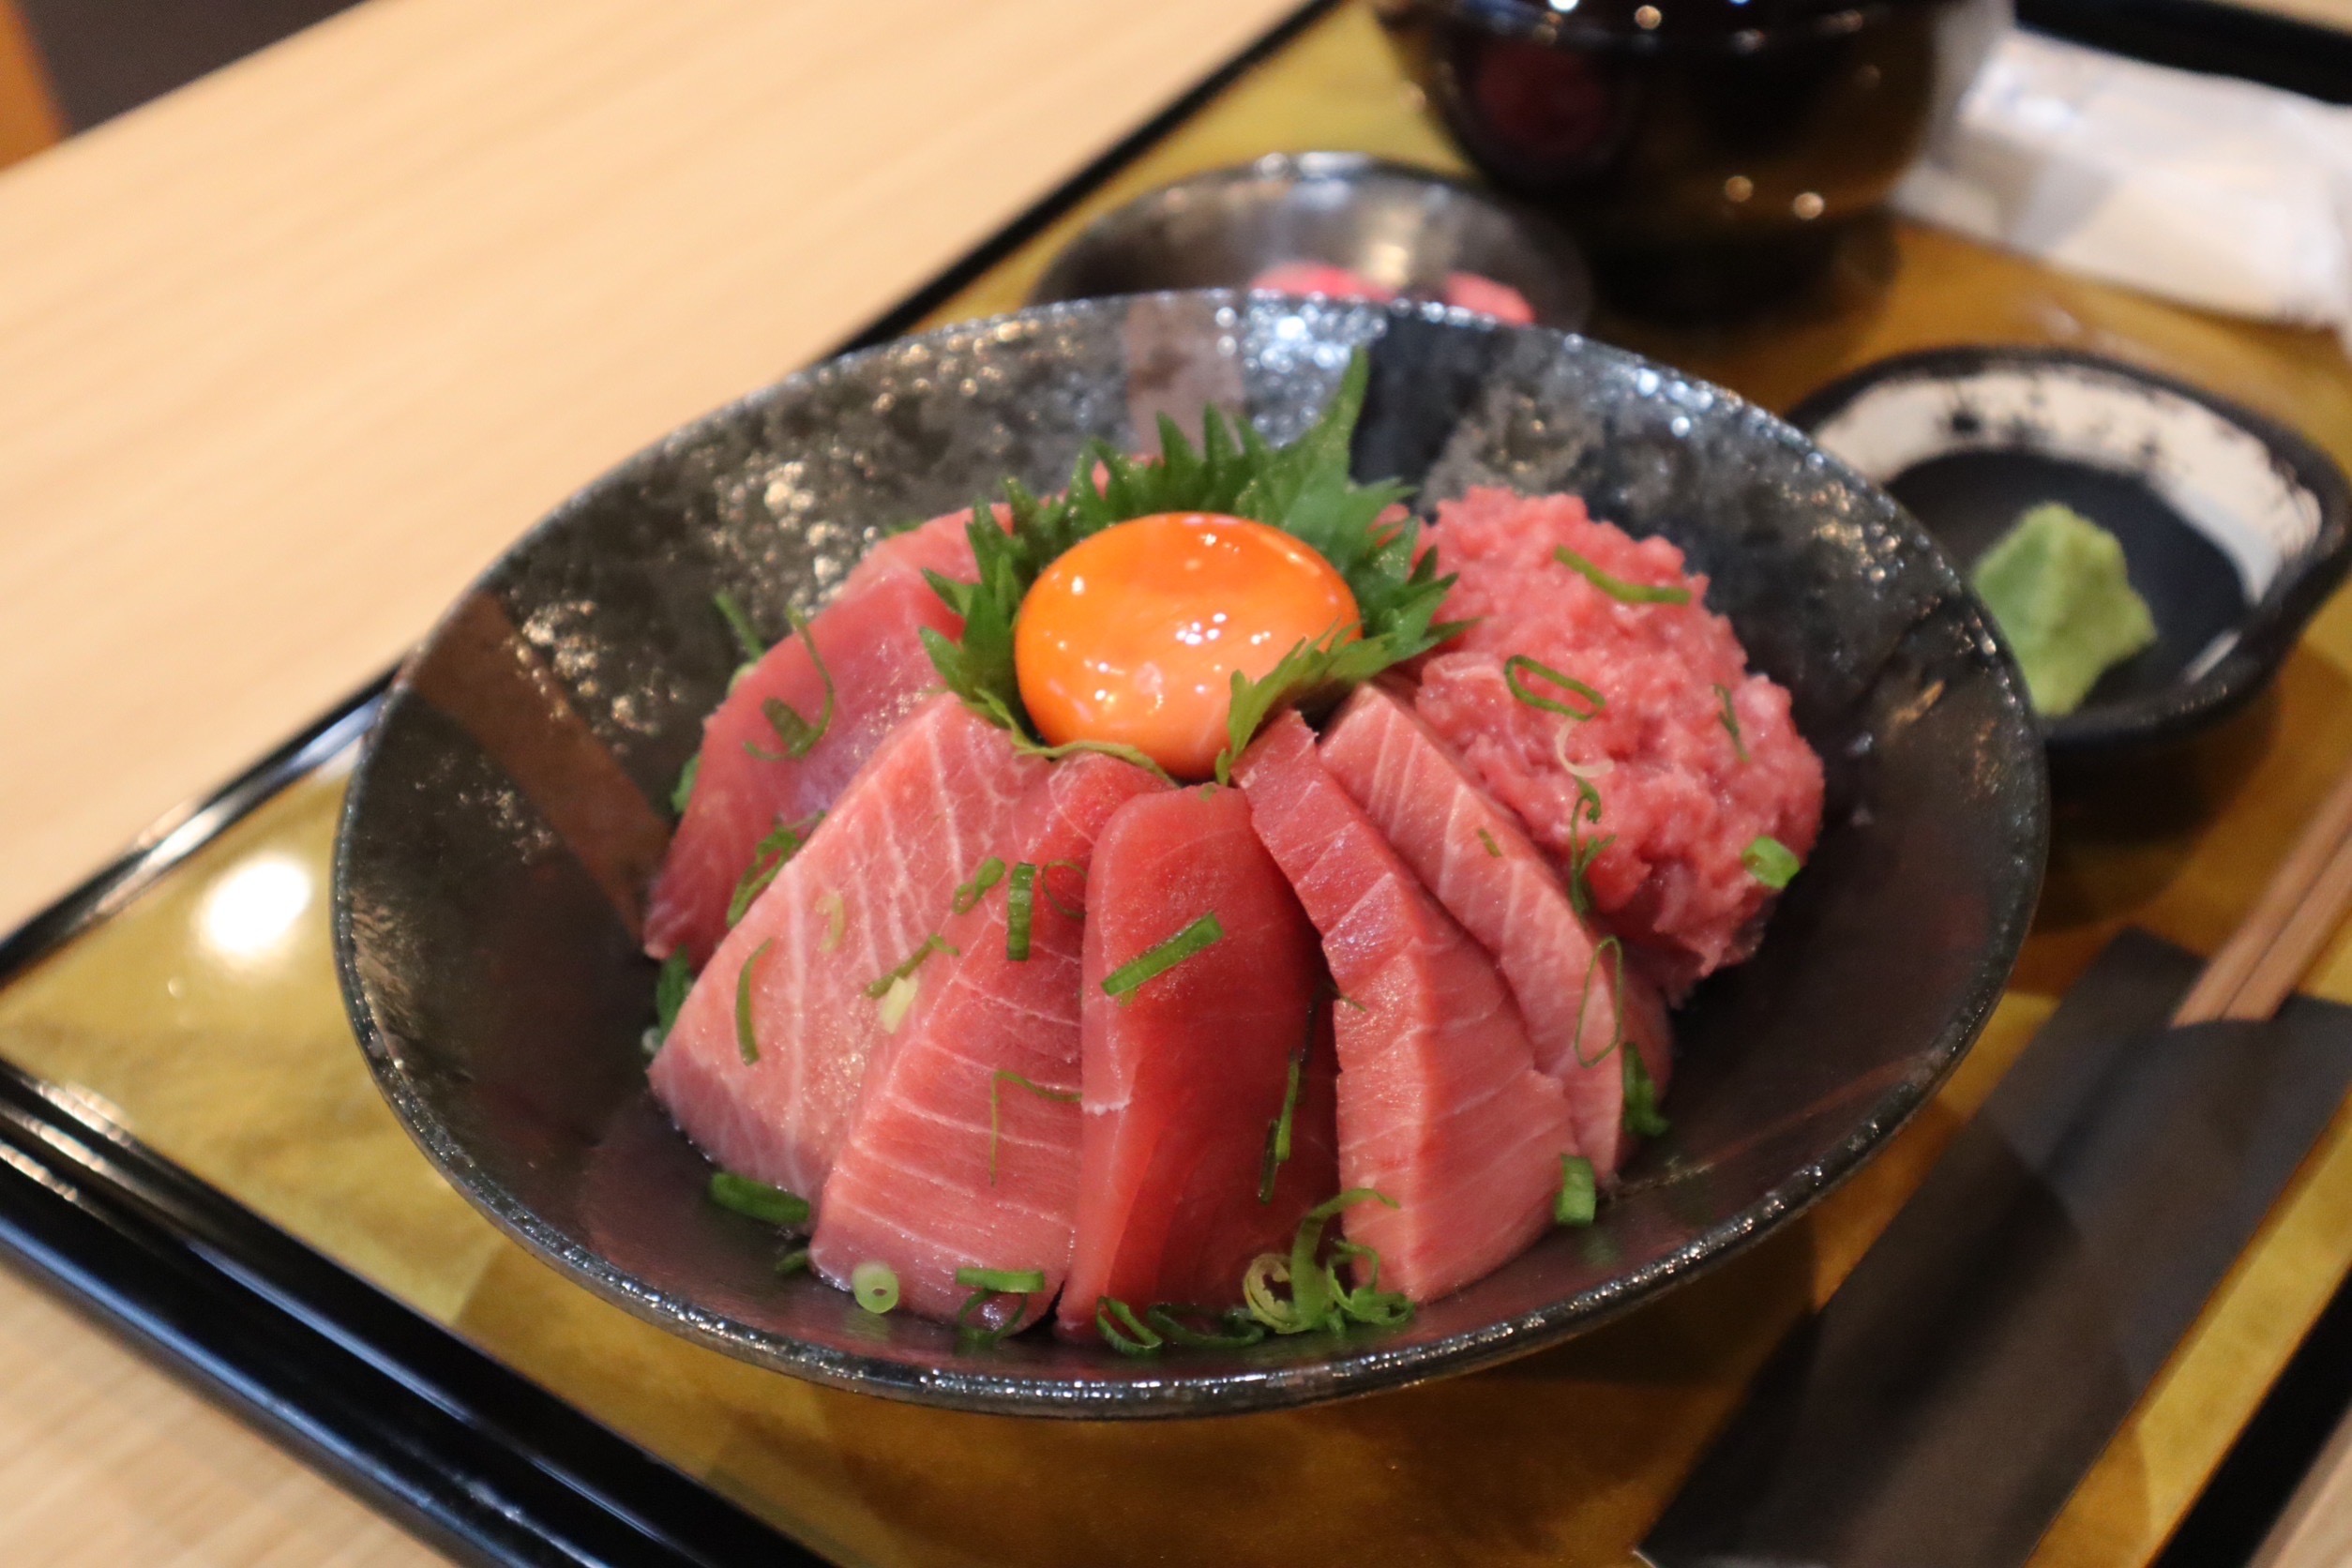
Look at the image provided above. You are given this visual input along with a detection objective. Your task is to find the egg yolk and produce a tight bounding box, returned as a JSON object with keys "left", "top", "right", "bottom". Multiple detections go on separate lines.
{"left": 1015, "top": 513, "right": 1360, "bottom": 779}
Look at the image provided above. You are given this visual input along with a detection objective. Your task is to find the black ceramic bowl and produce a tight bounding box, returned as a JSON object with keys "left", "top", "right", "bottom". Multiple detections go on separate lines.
{"left": 334, "top": 293, "right": 2045, "bottom": 1417}
{"left": 1031, "top": 152, "right": 1593, "bottom": 330}
{"left": 1789, "top": 346, "right": 2352, "bottom": 763}
{"left": 1374, "top": 0, "right": 2005, "bottom": 313}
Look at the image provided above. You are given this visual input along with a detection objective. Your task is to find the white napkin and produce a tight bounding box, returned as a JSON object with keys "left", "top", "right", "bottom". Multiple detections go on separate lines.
{"left": 1894, "top": 26, "right": 2352, "bottom": 348}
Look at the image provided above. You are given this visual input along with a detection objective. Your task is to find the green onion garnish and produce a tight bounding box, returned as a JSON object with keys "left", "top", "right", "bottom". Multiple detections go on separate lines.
{"left": 652, "top": 949, "right": 693, "bottom": 1048}
{"left": 734, "top": 939, "right": 772, "bottom": 1064}
{"left": 952, "top": 856, "right": 1006, "bottom": 915}
{"left": 1714, "top": 684, "right": 1749, "bottom": 762}
{"left": 1555, "top": 1155, "right": 1597, "bottom": 1226}
{"left": 709, "top": 1171, "right": 809, "bottom": 1227}
{"left": 1242, "top": 1188, "right": 1405, "bottom": 1335}
{"left": 1504, "top": 655, "right": 1605, "bottom": 721}
{"left": 1004, "top": 862, "right": 1037, "bottom": 960}
{"left": 954, "top": 1265, "right": 1048, "bottom": 1345}
{"left": 1477, "top": 826, "right": 1503, "bottom": 858}
{"left": 1257, "top": 1015, "right": 1311, "bottom": 1203}
{"left": 1146, "top": 1304, "right": 1266, "bottom": 1349}
{"left": 816, "top": 889, "right": 845, "bottom": 952}
{"left": 864, "top": 933, "right": 957, "bottom": 999}
{"left": 1622, "top": 1040, "right": 1669, "bottom": 1138}
{"left": 1039, "top": 859, "right": 1087, "bottom": 921}
{"left": 776, "top": 1247, "right": 811, "bottom": 1276}
{"left": 671, "top": 753, "right": 701, "bottom": 816}
{"left": 1743, "top": 834, "right": 1800, "bottom": 890}
{"left": 850, "top": 1259, "right": 898, "bottom": 1314}
{"left": 1096, "top": 1296, "right": 1163, "bottom": 1356}
{"left": 1101, "top": 913, "right": 1225, "bottom": 1004}
{"left": 1569, "top": 936, "right": 1629, "bottom": 1072}
{"left": 1565, "top": 776, "right": 1613, "bottom": 918}
{"left": 1553, "top": 546, "right": 1693, "bottom": 605}
{"left": 989, "top": 1070, "right": 1080, "bottom": 1184}
{"left": 744, "top": 610, "right": 835, "bottom": 761}
{"left": 876, "top": 974, "right": 919, "bottom": 1034}
{"left": 714, "top": 590, "right": 768, "bottom": 664}
{"left": 726, "top": 810, "right": 822, "bottom": 928}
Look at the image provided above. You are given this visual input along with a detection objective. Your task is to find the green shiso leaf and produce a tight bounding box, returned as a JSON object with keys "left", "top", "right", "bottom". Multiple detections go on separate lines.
{"left": 919, "top": 351, "right": 1470, "bottom": 768}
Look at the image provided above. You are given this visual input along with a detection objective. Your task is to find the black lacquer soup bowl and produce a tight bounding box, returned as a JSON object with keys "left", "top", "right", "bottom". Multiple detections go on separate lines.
{"left": 334, "top": 293, "right": 2046, "bottom": 1416}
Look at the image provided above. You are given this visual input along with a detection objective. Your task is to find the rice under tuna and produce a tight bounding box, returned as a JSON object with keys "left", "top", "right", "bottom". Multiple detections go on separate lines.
{"left": 1413, "top": 488, "right": 1824, "bottom": 997}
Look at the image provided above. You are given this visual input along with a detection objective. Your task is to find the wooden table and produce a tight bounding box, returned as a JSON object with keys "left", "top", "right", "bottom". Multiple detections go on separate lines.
{"left": 0, "top": 1, "right": 1302, "bottom": 1559}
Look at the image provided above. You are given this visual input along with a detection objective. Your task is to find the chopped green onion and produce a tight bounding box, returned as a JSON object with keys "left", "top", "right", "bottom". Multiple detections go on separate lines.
{"left": 954, "top": 1265, "right": 1047, "bottom": 1345}
{"left": 1243, "top": 1188, "right": 1403, "bottom": 1335}
{"left": 1477, "top": 826, "right": 1503, "bottom": 858}
{"left": 864, "top": 933, "right": 957, "bottom": 999}
{"left": 652, "top": 950, "right": 693, "bottom": 1048}
{"left": 1553, "top": 546, "right": 1693, "bottom": 605}
{"left": 1039, "top": 859, "right": 1087, "bottom": 921}
{"left": 1004, "top": 862, "right": 1037, "bottom": 960}
{"left": 671, "top": 753, "right": 701, "bottom": 816}
{"left": 713, "top": 590, "right": 768, "bottom": 663}
{"left": 743, "top": 610, "right": 835, "bottom": 761}
{"left": 989, "top": 1070, "right": 1080, "bottom": 1184}
{"left": 1569, "top": 936, "right": 1629, "bottom": 1072}
{"left": 1743, "top": 834, "right": 1800, "bottom": 890}
{"left": 709, "top": 1171, "right": 809, "bottom": 1227}
{"left": 1622, "top": 1040, "right": 1669, "bottom": 1139}
{"left": 877, "top": 973, "right": 919, "bottom": 1034}
{"left": 726, "top": 811, "right": 822, "bottom": 927}
{"left": 1146, "top": 1304, "right": 1267, "bottom": 1349}
{"left": 952, "top": 856, "right": 1006, "bottom": 915}
{"left": 1101, "top": 913, "right": 1225, "bottom": 1004}
{"left": 816, "top": 889, "right": 846, "bottom": 953}
{"left": 1096, "top": 1296, "right": 1163, "bottom": 1356}
{"left": 1504, "top": 655, "right": 1605, "bottom": 721}
{"left": 1555, "top": 1155, "right": 1597, "bottom": 1226}
{"left": 1257, "top": 1016, "right": 1311, "bottom": 1203}
{"left": 734, "top": 940, "right": 773, "bottom": 1064}
{"left": 1565, "top": 776, "right": 1612, "bottom": 917}
{"left": 775, "top": 1247, "right": 811, "bottom": 1276}
{"left": 1714, "top": 684, "right": 1749, "bottom": 762}
{"left": 850, "top": 1260, "right": 899, "bottom": 1315}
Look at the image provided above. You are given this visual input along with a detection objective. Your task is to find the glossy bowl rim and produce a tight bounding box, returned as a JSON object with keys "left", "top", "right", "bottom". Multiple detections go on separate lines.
{"left": 1787, "top": 342, "right": 2352, "bottom": 761}
{"left": 333, "top": 293, "right": 2048, "bottom": 1417}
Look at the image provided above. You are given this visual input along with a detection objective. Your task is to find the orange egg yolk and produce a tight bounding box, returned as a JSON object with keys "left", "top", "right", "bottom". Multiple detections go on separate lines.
{"left": 1014, "top": 512, "right": 1359, "bottom": 779}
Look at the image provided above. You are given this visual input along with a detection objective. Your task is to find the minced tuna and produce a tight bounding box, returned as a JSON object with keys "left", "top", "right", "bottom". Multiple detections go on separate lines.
{"left": 1414, "top": 488, "right": 1824, "bottom": 998}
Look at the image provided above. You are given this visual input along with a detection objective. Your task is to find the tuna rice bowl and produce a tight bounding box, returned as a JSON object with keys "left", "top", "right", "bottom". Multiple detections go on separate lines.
{"left": 640, "top": 352, "right": 1827, "bottom": 1348}
{"left": 336, "top": 294, "right": 2043, "bottom": 1411}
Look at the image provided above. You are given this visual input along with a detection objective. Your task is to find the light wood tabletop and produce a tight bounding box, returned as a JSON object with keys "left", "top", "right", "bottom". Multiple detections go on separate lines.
{"left": 0, "top": 0, "right": 1301, "bottom": 1559}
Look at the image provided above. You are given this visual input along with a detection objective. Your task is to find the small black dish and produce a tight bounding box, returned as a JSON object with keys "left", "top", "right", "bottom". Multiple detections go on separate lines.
{"left": 1790, "top": 346, "right": 2352, "bottom": 765}
{"left": 1029, "top": 151, "right": 1593, "bottom": 330}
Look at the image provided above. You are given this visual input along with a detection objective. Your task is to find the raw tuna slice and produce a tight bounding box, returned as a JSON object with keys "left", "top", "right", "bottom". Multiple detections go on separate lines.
{"left": 649, "top": 696, "right": 1045, "bottom": 1200}
{"left": 1235, "top": 711, "right": 1576, "bottom": 1303}
{"left": 644, "top": 505, "right": 995, "bottom": 968}
{"left": 809, "top": 754, "right": 1166, "bottom": 1327}
{"left": 1319, "top": 684, "right": 1672, "bottom": 1175}
{"left": 1057, "top": 787, "right": 1335, "bottom": 1336}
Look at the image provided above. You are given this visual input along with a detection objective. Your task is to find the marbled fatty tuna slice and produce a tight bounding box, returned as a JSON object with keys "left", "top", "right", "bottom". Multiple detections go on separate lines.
{"left": 644, "top": 508, "right": 988, "bottom": 968}
{"left": 1319, "top": 684, "right": 1672, "bottom": 1175}
{"left": 1057, "top": 787, "right": 1335, "bottom": 1335}
{"left": 809, "top": 754, "right": 1165, "bottom": 1327}
{"left": 649, "top": 696, "right": 1045, "bottom": 1200}
{"left": 1235, "top": 711, "right": 1576, "bottom": 1303}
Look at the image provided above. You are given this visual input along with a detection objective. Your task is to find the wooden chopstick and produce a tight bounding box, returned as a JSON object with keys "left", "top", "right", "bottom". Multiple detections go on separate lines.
{"left": 2172, "top": 759, "right": 2352, "bottom": 1026}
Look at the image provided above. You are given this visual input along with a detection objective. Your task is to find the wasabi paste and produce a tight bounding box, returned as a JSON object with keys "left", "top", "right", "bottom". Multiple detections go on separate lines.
{"left": 1970, "top": 503, "right": 2158, "bottom": 716}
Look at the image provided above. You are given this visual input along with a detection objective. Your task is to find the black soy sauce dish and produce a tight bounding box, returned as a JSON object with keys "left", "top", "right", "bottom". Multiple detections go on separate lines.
{"left": 1790, "top": 346, "right": 2352, "bottom": 765}
{"left": 1029, "top": 151, "right": 1594, "bottom": 331}
{"left": 335, "top": 294, "right": 2044, "bottom": 1417}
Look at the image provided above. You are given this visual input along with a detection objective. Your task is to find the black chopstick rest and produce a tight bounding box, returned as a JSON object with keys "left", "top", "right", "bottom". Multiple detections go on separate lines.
{"left": 1639, "top": 929, "right": 2352, "bottom": 1568}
